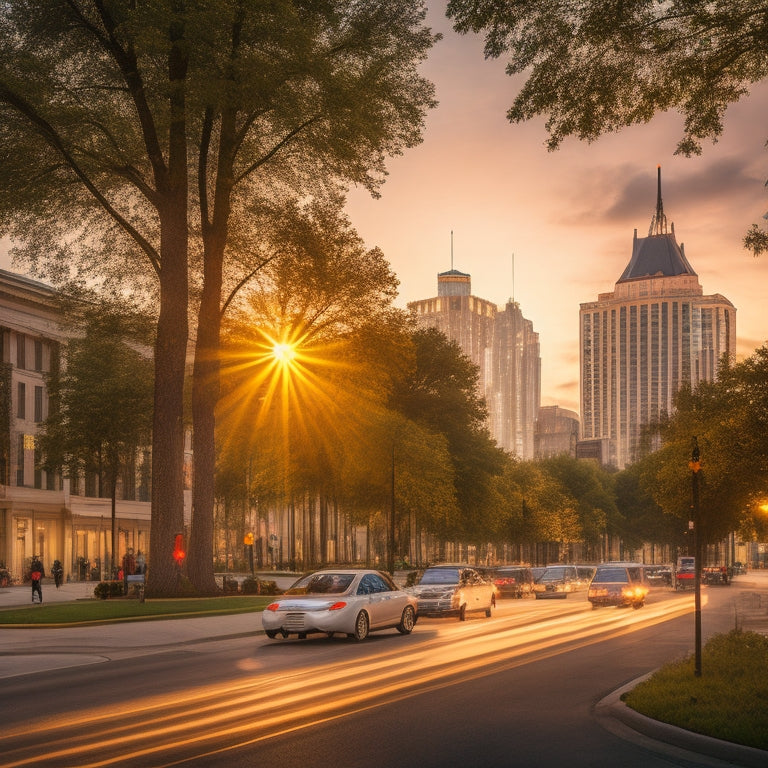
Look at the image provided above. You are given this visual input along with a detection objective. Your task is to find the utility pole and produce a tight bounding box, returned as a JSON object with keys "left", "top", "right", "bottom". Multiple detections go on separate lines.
{"left": 689, "top": 436, "right": 702, "bottom": 677}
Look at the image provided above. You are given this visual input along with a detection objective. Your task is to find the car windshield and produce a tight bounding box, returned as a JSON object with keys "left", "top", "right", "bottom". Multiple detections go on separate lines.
{"left": 538, "top": 567, "right": 568, "bottom": 581}
{"left": 592, "top": 568, "right": 628, "bottom": 583}
{"left": 418, "top": 568, "right": 460, "bottom": 585}
{"left": 285, "top": 573, "right": 355, "bottom": 595}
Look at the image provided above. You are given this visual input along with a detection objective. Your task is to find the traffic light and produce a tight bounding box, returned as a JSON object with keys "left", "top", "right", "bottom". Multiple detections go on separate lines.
{"left": 173, "top": 533, "right": 186, "bottom": 564}
{"left": 244, "top": 532, "right": 254, "bottom": 546}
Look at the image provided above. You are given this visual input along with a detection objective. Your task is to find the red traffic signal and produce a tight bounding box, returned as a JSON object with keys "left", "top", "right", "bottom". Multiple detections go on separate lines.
{"left": 173, "top": 534, "right": 186, "bottom": 563}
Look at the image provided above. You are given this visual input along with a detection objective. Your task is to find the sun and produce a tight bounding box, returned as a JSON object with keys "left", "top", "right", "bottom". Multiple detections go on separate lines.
{"left": 271, "top": 341, "right": 297, "bottom": 364}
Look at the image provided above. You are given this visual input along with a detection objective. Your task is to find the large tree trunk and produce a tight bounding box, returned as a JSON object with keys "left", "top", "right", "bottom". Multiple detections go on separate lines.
{"left": 188, "top": 99, "right": 237, "bottom": 593}
{"left": 189, "top": 249, "right": 223, "bottom": 594}
{"left": 146, "top": 16, "right": 189, "bottom": 598}
{"left": 147, "top": 210, "right": 188, "bottom": 596}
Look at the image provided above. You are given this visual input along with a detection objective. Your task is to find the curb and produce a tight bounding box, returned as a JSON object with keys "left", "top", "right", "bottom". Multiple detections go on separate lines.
{"left": 595, "top": 674, "right": 768, "bottom": 768}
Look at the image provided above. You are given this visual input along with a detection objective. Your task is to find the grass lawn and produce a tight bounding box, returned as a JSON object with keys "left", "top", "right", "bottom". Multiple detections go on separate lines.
{"left": 623, "top": 630, "right": 768, "bottom": 750}
{"left": 0, "top": 595, "right": 274, "bottom": 626}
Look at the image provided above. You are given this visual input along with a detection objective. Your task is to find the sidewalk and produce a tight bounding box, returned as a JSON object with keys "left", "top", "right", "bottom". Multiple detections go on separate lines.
{"left": 0, "top": 574, "right": 299, "bottom": 677}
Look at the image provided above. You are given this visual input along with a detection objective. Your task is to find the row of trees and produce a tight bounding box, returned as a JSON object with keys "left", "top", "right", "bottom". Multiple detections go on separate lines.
{"left": 42, "top": 230, "right": 768, "bottom": 574}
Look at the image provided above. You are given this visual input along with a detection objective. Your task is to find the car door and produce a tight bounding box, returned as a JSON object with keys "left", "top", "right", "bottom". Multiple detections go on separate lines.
{"left": 357, "top": 573, "right": 400, "bottom": 627}
{"left": 464, "top": 569, "right": 490, "bottom": 611}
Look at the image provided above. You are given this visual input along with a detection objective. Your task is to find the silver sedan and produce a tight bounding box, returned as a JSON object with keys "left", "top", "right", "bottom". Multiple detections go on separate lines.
{"left": 262, "top": 569, "right": 418, "bottom": 641}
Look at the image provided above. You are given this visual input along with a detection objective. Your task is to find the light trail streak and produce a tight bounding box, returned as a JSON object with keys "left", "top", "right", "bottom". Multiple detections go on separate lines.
{"left": 0, "top": 596, "right": 698, "bottom": 768}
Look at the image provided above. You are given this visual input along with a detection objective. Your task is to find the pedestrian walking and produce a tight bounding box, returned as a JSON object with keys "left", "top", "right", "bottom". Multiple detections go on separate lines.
{"left": 52, "top": 559, "right": 64, "bottom": 588}
{"left": 30, "top": 557, "right": 44, "bottom": 603}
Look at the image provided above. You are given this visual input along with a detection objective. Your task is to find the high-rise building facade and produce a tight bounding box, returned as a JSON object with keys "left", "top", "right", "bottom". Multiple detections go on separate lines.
{"left": 409, "top": 269, "right": 541, "bottom": 458}
{"left": 534, "top": 405, "right": 580, "bottom": 459}
{"left": 579, "top": 169, "right": 736, "bottom": 469}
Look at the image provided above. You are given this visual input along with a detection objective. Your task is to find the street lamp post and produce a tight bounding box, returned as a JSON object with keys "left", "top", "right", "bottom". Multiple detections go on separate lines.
{"left": 689, "top": 436, "right": 702, "bottom": 677}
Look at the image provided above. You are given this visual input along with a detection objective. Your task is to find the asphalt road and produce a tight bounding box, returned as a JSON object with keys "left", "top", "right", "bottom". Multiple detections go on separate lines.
{"left": 2, "top": 575, "right": 767, "bottom": 767}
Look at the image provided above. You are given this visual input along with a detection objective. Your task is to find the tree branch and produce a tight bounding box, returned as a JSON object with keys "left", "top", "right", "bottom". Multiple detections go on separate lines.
{"left": 0, "top": 83, "right": 161, "bottom": 275}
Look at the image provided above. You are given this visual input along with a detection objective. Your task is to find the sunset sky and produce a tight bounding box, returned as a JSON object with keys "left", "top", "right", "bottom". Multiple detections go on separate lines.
{"left": 2, "top": 6, "right": 766, "bottom": 415}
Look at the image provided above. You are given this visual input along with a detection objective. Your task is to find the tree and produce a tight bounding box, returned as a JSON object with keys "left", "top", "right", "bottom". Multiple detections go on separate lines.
{"left": 389, "top": 326, "right": 507, "bottom": 544}
{"left": 446, "top": 0, "right": 768, "bottom": 254}
{"left": 539, "top": 455, "right": 618, "bottom": 562}
{"left": 38, "top": 301, "right": 154, "bottom": 576}
{"left": 1, "top": 2, "right": 437, "bottom": 594}
{"left": 217, "top": 196, "right": 420, "bottom": 570}
{"left": 635, "top": 346, "right": 768, "bottom": 547}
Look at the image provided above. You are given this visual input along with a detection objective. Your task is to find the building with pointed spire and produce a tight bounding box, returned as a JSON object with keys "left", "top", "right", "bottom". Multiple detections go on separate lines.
{"left": 408, "top": 266, "right": 541, "bottom": 458}
{"left": 579, "top": 168, "right": 736, "bottom": 468}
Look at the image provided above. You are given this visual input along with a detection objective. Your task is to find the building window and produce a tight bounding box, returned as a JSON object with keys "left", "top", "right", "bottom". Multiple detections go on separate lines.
{"left": 34, "top": 339, "right": 43, "bottom": 371}
{"left": 16, "top": 433, "right": 25, "bottom": 486}
{"left": 34, "top": 385, "right": 43, "bottom": 422}
{"left": 17, "top": 381, "right": 25, "bottom": 419}
{"left": 16, "top": 334, "right": 26, "bottom": 369}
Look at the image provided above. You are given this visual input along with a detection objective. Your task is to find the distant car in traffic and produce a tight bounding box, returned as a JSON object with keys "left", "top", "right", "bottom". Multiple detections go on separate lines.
{"left": 675, "top": 556, "right": 696, "bottom": 591}
{"left": 587, "top": 564, "right": 649, "bottom": 609}
{"left": 262, "top": 569, "right": 418, "bottom": 641}
{"left": 533, "top": 564, "right": 583, "bottom": 599}
{"left": 407, "top": 565, "right": 495, "bottom": 620}
{"left": 486, "top": 566, "right": 536, "bottom": 598}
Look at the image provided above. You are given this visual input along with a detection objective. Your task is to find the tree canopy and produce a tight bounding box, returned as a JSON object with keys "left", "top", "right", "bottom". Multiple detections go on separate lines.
{"left": 446, "top": 0, "right": 768, "bottom": 254}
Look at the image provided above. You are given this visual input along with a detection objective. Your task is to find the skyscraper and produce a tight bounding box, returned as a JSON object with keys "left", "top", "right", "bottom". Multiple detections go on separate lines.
{"left": 579, "top": 168, "right": 736, "bottom": 469}
{"left": 409, "top": 268, "right": 541, "bottom": 457}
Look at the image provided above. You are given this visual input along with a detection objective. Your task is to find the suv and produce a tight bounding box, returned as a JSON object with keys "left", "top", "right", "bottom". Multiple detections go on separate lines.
{"left": 407, "top": 565, "right": 496, "bottom": 620}
{"left": 533, "top": 564, "right": 582, "bottom": 599}
{"left": 486, "top": 566, "right": 536, "bottom": 598}
{"left": 588, "top": 565, "right": 649, "bottom": 609}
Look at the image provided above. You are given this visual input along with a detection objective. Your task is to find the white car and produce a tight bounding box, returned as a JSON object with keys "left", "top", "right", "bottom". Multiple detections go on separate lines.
{"left": 407, "top": 565, "right": 496, "bottom": 620}
{"left": 262, "top": 569, "right": 418, "bottom": 641}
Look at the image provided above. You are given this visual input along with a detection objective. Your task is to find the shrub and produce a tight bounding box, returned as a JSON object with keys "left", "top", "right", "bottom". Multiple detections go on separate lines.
{"left": 93, "top": 581, "right": 125, "bottom": 600}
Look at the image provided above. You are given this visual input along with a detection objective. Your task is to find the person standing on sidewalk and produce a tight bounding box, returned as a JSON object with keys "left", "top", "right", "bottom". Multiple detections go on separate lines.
{"left": 30, "top": 557, "right": 44, "bottom": 603}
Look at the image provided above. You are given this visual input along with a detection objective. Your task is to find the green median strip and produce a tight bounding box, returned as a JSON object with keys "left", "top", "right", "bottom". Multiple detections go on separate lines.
{"left": 0, "top": 596, "right": 275, "bottom": 626}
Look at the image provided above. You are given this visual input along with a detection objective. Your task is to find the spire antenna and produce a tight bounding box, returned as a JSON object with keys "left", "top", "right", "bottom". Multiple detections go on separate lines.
{"left": 450, "top": 230, "right": 454, "bottom": 270}
{"left": 649, "top": 165, "right": 668, "bottom": 236}
{"left": 511, "top": 252, "right": 515, "bottom": 303}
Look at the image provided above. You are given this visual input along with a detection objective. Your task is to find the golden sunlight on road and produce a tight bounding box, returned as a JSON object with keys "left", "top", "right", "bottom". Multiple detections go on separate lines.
{"left": 0, "top": 596, "right": 698, "bottom": 768}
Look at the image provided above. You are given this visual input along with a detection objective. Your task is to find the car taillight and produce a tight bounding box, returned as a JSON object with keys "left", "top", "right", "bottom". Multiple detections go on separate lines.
{"left": 266, "top": 603, "right": 280, "bottom": 611}
{"left": 328, "top": 602, "right": 347, "bottom": 611}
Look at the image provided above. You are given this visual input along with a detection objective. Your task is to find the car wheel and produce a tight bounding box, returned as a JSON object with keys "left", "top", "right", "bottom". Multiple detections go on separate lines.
{"left": 265, "top": 630, "right": 278, "bottom": 639}
{"left": 459, "top": 604, "right": 467, "bottom": 621}
{"left": 633, "top": 601, "right": 644, "bottom": 609}
{"left": 485, "top": 604, "right": 492, "bottom": 618}
{"left": 397, "top": 605, "right": 416, "bottom": 634}
{"left": 352, "top": 611, "right": 369, "bottom": 641}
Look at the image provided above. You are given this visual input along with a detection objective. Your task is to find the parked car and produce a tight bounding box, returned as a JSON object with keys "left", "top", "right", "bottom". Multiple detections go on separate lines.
{"left": 645, "top": 565, "right": 674, "bottom": 588}
{"left": 703, "top": 565, "right": 730, "bottom": 585}
{"left": 407, "top": 565, "right": 495, "bottom": 620}
{"left": 532, "top": 564, "right": 583, "bottom": 599}
{"left": 262, "top": 569, "right": 418, "bottom": 641}
{"left": 588, "top": 564, "right": 649, "bottom": 609}
{"left": 486, "top": 566, "right": 536, "bottom": 598}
